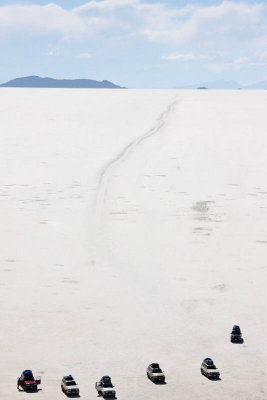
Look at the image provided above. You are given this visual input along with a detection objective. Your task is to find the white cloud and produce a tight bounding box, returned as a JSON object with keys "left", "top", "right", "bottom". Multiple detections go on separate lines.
{"left": 142, "top": 1, "right": 265, "bottom": 45}
{"left": 162, "top": 53, "right": 195, "bottom": 61}
{"left": 206, "top": 56, "right": 249, "bottom": 72}
{"left": 0, "top": 3, "right": 109, "bottom": 38}
{"left": 76, "top": 52, "right": 92, "bottom": 59}
{"left": 233, "top": 56, "right": 248, "bottom": 69}
{"left": 45, "top": 50, "right": 60, "bottom": 57}
{"left": 0, "top": 0, "right": 266, "bottom": 53}
{"left": 258, "top": 50, "right": 267, "bottom": 61}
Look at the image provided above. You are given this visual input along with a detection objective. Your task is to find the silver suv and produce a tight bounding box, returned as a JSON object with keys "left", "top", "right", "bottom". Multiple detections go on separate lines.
{"left": 95, "top": 376, "right": 116, "bottom": 398}
{"left": 147, "top": 363, "right": 165, "bottom": 383}
{"left": 200, "top": 358, "right": 220, "bottom": 379}
{"left": 61, "top": 375, "right": 79, "bottom": 396}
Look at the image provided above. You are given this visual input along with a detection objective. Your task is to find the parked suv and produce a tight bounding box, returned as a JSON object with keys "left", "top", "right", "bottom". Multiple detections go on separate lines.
{"left": 17, "top": 370, "right": 41, "bottom": 391}
{"left": 61, "top": 375, "right": 79, "bottom": 396}
{"left": 231, "top": 325, "right": 242, "bottom": 342}
{"left": 95, "top": 376, "right": 116, "bottom": 398}
{"left": 147, "top": 363, "right": 165, "bottom": 383}
{"left": 200, "top": 358, "right": 220, "bottom": 379}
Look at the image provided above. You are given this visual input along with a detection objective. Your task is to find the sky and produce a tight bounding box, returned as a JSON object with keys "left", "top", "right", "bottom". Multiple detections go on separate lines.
{"left": 0, "top": 0, "right": 266, "bottom": 88}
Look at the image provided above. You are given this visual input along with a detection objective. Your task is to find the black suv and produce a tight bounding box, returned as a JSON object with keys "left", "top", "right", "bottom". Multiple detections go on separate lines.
{"left": 231, "top": 325, "right": 242, "bottom": 342}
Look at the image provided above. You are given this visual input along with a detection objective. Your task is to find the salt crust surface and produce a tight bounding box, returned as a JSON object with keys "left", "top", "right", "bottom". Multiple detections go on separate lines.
{"left": 0, "top": 89, "right": 266, "bottom": 399}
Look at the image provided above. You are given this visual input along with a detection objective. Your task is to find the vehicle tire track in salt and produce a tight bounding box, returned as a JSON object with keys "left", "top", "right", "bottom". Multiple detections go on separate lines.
{"left": 95, "top": 97, "right": 178, "bottom": 227}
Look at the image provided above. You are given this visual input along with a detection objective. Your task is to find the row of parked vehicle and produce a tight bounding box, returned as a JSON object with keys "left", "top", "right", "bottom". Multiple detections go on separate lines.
{"left": 200, "top": 325, "right": 243, "bottom": 379}
{"left": 17, "top": 326, "right": 243, "bottom": 397}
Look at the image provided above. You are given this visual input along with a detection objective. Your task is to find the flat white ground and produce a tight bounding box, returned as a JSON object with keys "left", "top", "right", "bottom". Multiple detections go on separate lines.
{"left": 0, "top": 89, "right": 266, "bottom": 400}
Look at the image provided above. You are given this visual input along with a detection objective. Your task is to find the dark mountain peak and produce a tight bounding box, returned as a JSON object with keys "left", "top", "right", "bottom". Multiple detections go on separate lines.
{"left": 0, "top": 76, "right": 126, "bottom": 89}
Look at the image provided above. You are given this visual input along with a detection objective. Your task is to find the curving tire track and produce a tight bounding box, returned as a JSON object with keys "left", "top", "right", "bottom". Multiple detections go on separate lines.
{"left": 95, "top": 97, "right": 178, "bottom": 227}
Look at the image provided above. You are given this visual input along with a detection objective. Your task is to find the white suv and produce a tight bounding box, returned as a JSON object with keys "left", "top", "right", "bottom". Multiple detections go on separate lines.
{"left": 61, "top": 375, "right": 79, "bottom": 395}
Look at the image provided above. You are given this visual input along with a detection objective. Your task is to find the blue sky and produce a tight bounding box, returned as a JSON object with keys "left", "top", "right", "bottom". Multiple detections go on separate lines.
{"left": 0, "top": 0, "right": 266, "bottom": 88}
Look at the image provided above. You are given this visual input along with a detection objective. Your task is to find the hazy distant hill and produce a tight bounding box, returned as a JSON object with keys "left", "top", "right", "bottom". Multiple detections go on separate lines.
{"left": 178, "top": 80, "right": 267, "bottom": 90}
{"left": 0, "top": 76, "right": 125, "bottom": 88}
{"left": 244, "top": 81, "right": 267, "bottom": 89}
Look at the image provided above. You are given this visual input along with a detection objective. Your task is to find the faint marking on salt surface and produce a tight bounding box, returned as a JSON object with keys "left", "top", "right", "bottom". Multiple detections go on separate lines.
{"left": 195, "top": 215, "right": 211, "bottom": 222}
{"left": 193, "top": 200, "right": 214, "bottom": 213}
{"left": 256, "top": 240, "right": 267, "bottom": 244}
{"left": 5, "top": 259, "right": 16, "bottom": 262}
{"left": 173, "top": 277, "right": 186, "bottom": 281}
{"left": 109, "top": 211, "right": 128, "bottom": 215}
{"left": 181, "top": 298, "right": 215, "bottom": 313}
{"left": 95, "top": 97, "right": 179, "bottom": 227}
{"left": 62, "top": 278, "right": 80, "bottom": 284}
{"left": 181, "top": 299, "right": 198, "bottom": 312}
{"left": 192, "top": 201, "right": 224, "bottom": 234}
{"left": 212, "top": 284, "right": 227, "bottom": 292}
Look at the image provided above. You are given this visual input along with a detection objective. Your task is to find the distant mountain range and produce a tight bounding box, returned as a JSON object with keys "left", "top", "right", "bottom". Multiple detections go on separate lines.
{"left": 0, "top": 76, "right": 125, "bottom": 89}
{"left": 1, "top": 76, "right": 266, "bottom": 90}
{"left": 177, "top": 80, "right": 267, "bottom": 90}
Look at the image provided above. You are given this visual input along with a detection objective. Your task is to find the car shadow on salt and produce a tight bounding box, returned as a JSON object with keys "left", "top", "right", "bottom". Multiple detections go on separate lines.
{"left": 18, "top": 388, "right": 42, "bottom": 393}
{"left": 206, "top": 377, "right": 221, "bottom": 381}
{"left": 152, "top": 381, "right": 167, "bottom": 385}
{"left": 231, "top": 338, "right": 244, "bottom": 344}
{"left": 97, "top": 396, "right": 116, "bottom": 399}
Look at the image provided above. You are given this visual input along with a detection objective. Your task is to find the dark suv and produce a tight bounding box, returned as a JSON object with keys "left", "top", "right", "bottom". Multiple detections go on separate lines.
{"left": 231, "top": 325, "right": 242, "bottom": 342}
